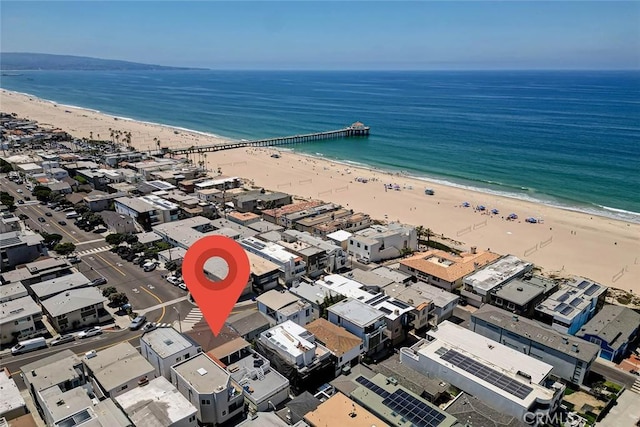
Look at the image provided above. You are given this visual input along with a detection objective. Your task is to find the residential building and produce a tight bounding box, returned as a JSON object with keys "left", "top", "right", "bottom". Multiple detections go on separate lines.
{"left": 0, "top": 282, "right": 28, "bottom": 303}
{"left": 38, "top": 386, "right": 131, "bottom": 427}
{"left": 446, "top": 392, "right": 529, "bottom": 427}
{"left": 313, "top": 212, "right": 371, "bottom": 237}
{"left": 0, "top": 231, "right": 47, "bottom": 270}
{"left": 470, "top": 305, "right": 600, "bottom": 384}
{"left": 348, "top": 222, "right": 417, "bottom": 264}
{"left": 282, "top": 230, "right": 349, "bottom": 273}
{"left": 83, "top": 342, "right": 156, "bottom": 398}
{"left": 210, "top": 218, "right": 258, "bottom": 239}
{"left": 256, "top": 289, "right": 314, "bottom": 326}
{"left": 0, "top": 296, "right": 45, "bottom": 345}
{"left": 326, "top": 229, "right": 352, "bottom": 250}
{"left": 46, "top": 167, "right": 69, "bottom": 180}
{"left": 115, "top": 195, "right": 179, "bottom": 231}
{"left": 194, "top": 176, "right": 242, "bottom": 191}
{"left": 0, "top": 257, "right": 72, "bottom": 286}
{"left": 246, "top": 251, "right": 280, "bottom": 293}
{"left": 171, "top": 353, "right": 245, "bottom": 426}
{"left": 292, "top": 208, "right": 351, "bottom": 233}
{"left": 204, "top": 257, "right": 252, "bottom": 296}
{"left": 227, "top": 211, "right": 261, "bottom": 226}
{"left": 21, "top": 350, "right": 88, "bottom": 418}
{"left": 535, "top": 277, "right": 607, "bottom": 335}
{"left": 258, "top": 320, "right": 332, "bottom": 374}
{"left": 83, "top": 191, "right": 127, "bottom": 212}
{"left": 227, "top": 310, "right": 272, "bottom": 342}
{"left": 305, "top": 318, "right": 363, "bottom": 376}
{"left": 29, "top": 272, "right": 91, "bottom": 302}
{"left": 240, "top": 237, "right": 306, "bottom": 285}
{"left": 289, "top": 280, "right": 342, "bottom": 321}
{"left": 383, "top": 281, "right": 459, "bottom": 329}
{"left": 400, "top": 321, "right": 565, "bottom": 423}
{"left": 41, "top": 287, "right": 110, "bottom": 333}
{"left": 327, "top": 298, "right": 387, "bottom": 355}
{"left": 303, "top": 392, "right": 387, "bottom": 427}
{"left": 275, "top": 392, "right": 321, "bottom": 425}
{"left": 140, "top": 326, "right": 203, "bottom": 380}
{"left": 261, "top": 201, "right": 324, "bottom": 226}
{"left": 315, "top": 274, "right": 414, "bottom": 345}
{"left": 114, "top": 377, "right": 198, "bottom": 427}
{"left": 280, "top": 203, "right": 341, "bottom": 229}
{"left": 461, "top": 255, "right": 534, "bottom": 307}
{"left": 349, "top": 373, "right": 459, "bottom": 427}
{"left": 235, "top": 191, "right": 291, "bottom": 213}
{"left": 400, "top": 247, "right": 500, "bottom": 292}
{"left": 371, "top": 265, "right": 413, "bottom": 285}
{"left": 0, "top": 213, "right": 21, "bottom": 233}
{"left": 576, "top": 305, "right": 640, "bottom": 362}
{"left": 0, "top": 370, "right": 27, "bottom": 421}
{"left": 488, "top": 275, "right": 558, "bottom": 317}
{"left": 372, "top": 355, "right": 450, "bottom": 403}
{"left": 278, "top": 239, "right": 328, "bottom": 279}
{"left": 246, "top": 220, "right": 284, "bottom": 234}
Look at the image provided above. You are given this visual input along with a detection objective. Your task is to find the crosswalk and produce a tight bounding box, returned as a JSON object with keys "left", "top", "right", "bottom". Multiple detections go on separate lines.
{"left": 74, "top": 245, "right": 111, "bottom": 258}
{"left": 179, "top": 307, "right": 203, "bottom": 332}
{"left": 632, "top": 378, "right": 640, "bottom": 395}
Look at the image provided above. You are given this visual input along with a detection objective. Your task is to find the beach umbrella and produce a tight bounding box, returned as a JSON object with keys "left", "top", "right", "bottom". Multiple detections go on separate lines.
{"left": 462, "top": 202, "right": 470, "bottom": 207}
{"left": 477, "top": 205, "right": 486, "bottom": 211}
{"left": 491, "top": 208, "right": 499, "bottom": 214}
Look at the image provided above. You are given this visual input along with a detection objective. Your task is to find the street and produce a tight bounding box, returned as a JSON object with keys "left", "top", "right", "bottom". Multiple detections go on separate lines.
{"left": 1, "top": 174, "right": 258, "bottom": 389}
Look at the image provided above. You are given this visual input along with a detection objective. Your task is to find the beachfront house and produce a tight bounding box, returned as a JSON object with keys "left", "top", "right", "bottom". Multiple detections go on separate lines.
{"left": 535, "top": 277, "right": 607, "bottom": 335}
{"left": 461, "top": 255, "right": 533, "bottom": 307}
{"left": 347, "top": 222, "right": 417, "bottom": 264}
{"left": 488, "top": 274, "right": 559, "bottom": 317}
{"left": 327, "top": 298, "right": 388, "bottom": 356}
{"left": 399, "top": 247, "right": 500, "bottom": 292}
{"left": 575, "top": 305, "right": 640, "bottom": 362}
{"left": 470, "top": 304, "right": 600, "bottom": 385}
{"left": 382, "top": 280, "right": 459, "bottom": 329}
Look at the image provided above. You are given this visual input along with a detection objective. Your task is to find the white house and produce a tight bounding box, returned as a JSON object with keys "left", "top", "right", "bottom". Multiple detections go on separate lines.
{"left": 256, "top": 289, "right": 314, "bottom": 326}
{"left": 347, "top": 222, "right": 417, "bottom": 264}
{"left": 327, "top": 298, "right": 388, "bottom": 355}
{"left": 140, "top": 326, "right": 202, "bottom": 380}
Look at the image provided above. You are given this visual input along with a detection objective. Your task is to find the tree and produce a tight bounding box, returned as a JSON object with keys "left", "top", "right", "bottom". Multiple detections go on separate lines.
{"left": 0, "top": 158, "right": 13, "bottom": 173}
{"left": 109, "top": 292, "right": 129, "bottom": 307}
{"left": 106, "top": 233, "right": 125, "bottom": 245}
{"left": 73, "top": 175, "right": 88, "bottom": 184}
{"left": 54, "top": 242, "right": 76, "bottom": 255}
{"left": 32, "top": 185, "right": 52, "bottom": 202}
{"left": 41, "top": 232, "right": 63, "bottom": 249}
{"left": 124, "top": 233, "right": 139, "bottom": 244}
{"left": 102, "top": 287, "right": 117, "bottom": 297}
{"left": 0, "top": 191, "right": 15, "bottom": 208}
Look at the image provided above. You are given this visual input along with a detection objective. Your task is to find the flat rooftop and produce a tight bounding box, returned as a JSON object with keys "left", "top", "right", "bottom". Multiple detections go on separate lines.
{"left": 492, "top": 275, "right": 556, "bottom": 306}
{"left": 402, "top": 249, "right": 501, "bottom": 284}
{"left": 20, "top": 350, "right": 83, "bottom": 393}
{"left": 141, "top": 327, "right": 200, "bottom": 359}
{"left": 445, "top": 392, "right": 528, "bottom": 427}
{"left": 83, "top": 342, "right": 155, "bottom": 393}
{"left": 464, "top": 255, "right": 532, "bottom": 293}
{"left": 471, "top": 305, "right": 600, "bottom": 363}
{"left": 536, "top": 277, "right": 607, "bottom": 321}
{"left": 172, "top": 352, "right": 230, "bottom": 393}
{"left": 576, "top": 305, "right": 640, "bottom": 351}
{"left": 0, "top": 371, "right": 26, "bottom": 417}
{"left": 304, "top": 392, "right": 387, "bottom": 427}
{"left": 228, "top": 352, "right": 289, "bottom": 405}
{"left": 257, "top": 289, "right": 300, "bottom": 310}
{"left": 0, "top": 295, "right": 41, "bottom": 325}
{"left": 263, "top": 321, "right": 316, "bottom": 358}
{"left": 350, "top": 373, "right": 458, "bottom": 427}
{"left": 384, "top": 280, "right": 458, "bottom": 309}
{"left": 327, "top": 298, "right": 384, "bottom": 328}
{"left": 114, "top": 377, "right": 197, "bottom": 427}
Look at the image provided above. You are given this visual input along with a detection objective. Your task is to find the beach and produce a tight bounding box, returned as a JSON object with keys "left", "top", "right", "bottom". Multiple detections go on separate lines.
{"left": 3, "top": 89, "right": 639, "bottom": 293}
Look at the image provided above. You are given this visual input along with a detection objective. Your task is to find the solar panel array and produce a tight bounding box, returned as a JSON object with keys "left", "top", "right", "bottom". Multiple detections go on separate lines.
{"left": 354, "top": 376, "right": 447, "bottom": 427}
{"left": 440, "top": 349, "right": 533, "bottom": 400}
{"left": 585, "top": 284, "right": 601, "bottom": 296}
{"left": 577, "top": 280, "right": 590, "bottom": 290}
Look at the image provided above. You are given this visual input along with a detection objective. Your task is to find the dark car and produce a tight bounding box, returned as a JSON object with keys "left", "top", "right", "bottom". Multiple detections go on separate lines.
{"left": 45, "top": 212, "right": 52, "bottom": 217}
{"left": 17, "top": 200, "right": 24, "bottom": 204}
{"left": 24, "top": 196, "right": 31, "bottom": 201}
{"left": 90, "top": 277, "right": 108, "bottom": 286}
{"left": 37, "top": 217, "right": 46, "bottom": 223}
{"left": 58, "top": 220, "right": 67, "bottom": 225}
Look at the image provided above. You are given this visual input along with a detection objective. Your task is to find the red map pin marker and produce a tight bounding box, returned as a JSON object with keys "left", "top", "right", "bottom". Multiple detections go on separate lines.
{"left": 182, "top": 235, "right": 250, "bottom": 336}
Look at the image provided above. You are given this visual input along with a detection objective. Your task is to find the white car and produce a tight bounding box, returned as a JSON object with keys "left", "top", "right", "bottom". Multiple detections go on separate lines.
{"left": 16, "top": 189, "right": 23, "bottom": 193}
{"left": 166, "top": 276, "right": 182, "bottom": 285}
{"left": 77, "top": 326, "right": 102, "bottom": 339}
{"left": 178, "top": 283, "right": 188, "bottom": 291}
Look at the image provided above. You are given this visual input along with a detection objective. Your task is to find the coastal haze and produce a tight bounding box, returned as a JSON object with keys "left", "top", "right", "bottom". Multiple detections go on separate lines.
{"left": 2, "top": 89, "right": 638, "bottom": 293}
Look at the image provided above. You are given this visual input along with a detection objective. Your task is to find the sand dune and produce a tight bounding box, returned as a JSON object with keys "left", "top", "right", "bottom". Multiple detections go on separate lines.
{"left": 3, "top": 89, "right": 639, "bottom": 293}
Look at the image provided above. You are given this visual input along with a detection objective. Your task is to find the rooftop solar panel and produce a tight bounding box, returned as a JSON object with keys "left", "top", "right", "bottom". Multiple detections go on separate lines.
{"left": 556, "top": 293, "right": 569, "bottom": 302}
{"left": 383, "top": 389, "right": 447, "bottom": 427}
{"left": 561, "top": 306, "right": 574, "bottom": 316}
{"left": 389, "top": 299, "right": 411, "bottom": 309}
{"left": 585, "top": 284, "right": 601, "bottom": 296}
{"left": 354, "top": 376, "right": 390, "bottom": 399}
{"left": 379, "top": 306, "right": 392, "bottom": 315}
{"left": 366, "top": 294, "right": 389, "bottom": 305}
{"left": 570, "top": 298, "right": 582, "bottom": 307}
{"left": 440, "top": 349, "right": 533, "bottom": 400}
{"left": 555, "top": 303, "right": 569, "bottom": 313}
{"left": 577, "top": 280, "right": 590, "bottom": 290}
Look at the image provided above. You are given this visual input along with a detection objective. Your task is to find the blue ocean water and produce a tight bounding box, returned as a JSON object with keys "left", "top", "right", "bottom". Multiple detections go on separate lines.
{"left": 2, "top": 70, "right": 639, "bottom": 221}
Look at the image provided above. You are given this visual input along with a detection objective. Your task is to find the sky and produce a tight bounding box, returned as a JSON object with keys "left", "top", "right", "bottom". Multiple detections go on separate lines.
{"left": 1, "top": 1, "right": 639, "bottom": 70}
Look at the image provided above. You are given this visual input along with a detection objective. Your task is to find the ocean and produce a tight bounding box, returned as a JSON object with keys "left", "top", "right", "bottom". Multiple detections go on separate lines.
{"left": 1, "top": 70, "right": 639, "bottom": 222}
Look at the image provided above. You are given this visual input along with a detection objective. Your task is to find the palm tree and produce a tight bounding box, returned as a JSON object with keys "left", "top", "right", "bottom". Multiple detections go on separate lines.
{"left": 109, "top": 128, "right": 114, "bottom": 142}
{"left": 89, "top": 131, "right": 93, "bottom": 141}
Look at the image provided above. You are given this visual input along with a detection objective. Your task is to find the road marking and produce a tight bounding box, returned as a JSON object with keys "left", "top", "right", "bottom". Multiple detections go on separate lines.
{"left": 31, "top": 205, "right": 82, "bottom": 243}
{"left": 76, "top": 238, "right": 107, "bottom": 246}
{"left": 75, "top": 245, "right": 111, "bottom": 257}
{"left": 140, "top": 286, "right": 166, "bottom": 323}
{"left": 95, "top": 253, "right": 127, "bottom": 276}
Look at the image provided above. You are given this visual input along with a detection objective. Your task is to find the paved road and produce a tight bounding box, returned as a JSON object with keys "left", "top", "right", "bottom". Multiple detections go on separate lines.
{"left": 592, "top": 359, "right": 639, "bottom": 389}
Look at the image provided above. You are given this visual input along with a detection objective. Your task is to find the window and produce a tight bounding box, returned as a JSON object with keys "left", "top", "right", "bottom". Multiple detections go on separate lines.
{"left": 222, "top": 410, "right": 227, "bottom": 416}
{"left": 364, "top": 245, "right": 368, "bottom": 250}
{"left": 189, "top": 416, "right": 196, "bottom": 422}
{"left": 495, "top": 298, "right": 503, "bottom": 306}
{"left": 121, "top": 384, "right": 128, "bottom": 391}
{"left": 201, "top": 399, "right": 211, "bottom": 405}
{"left": 305, "top": 309, "right": 310, "bottom": 316}
{"left": 176, "top": 356, "right": 182, "bottom": 362}
{"left": 357, "top": 242, "right": 361, "bottom": 248}
{"left": 507, "top": 302, "right": 515, "bottom": 310}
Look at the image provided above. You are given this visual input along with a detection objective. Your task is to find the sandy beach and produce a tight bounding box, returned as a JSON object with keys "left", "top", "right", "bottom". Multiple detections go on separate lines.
{"left": 3, "top": 89, "right": 639, "bottom": 293}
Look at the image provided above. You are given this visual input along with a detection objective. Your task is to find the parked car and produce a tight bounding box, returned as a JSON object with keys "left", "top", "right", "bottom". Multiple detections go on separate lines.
{"left": 67, "top": 256, "right": 80, "bottom": 264}
{"left": 17, "top": 199, "right": 24, "bottom": 204}
{"left": 58, "top": 220, "right": 67, "bottom": 225}
{"left": 166, "top": 275, "right": 182, "bottom": 285}
{"left": 129, "top": 315, "right": 147, "bottom": 330}
{"left": 77, "top": 326, "right": 102, "bottom": 339}
{"left": 90, "top": 277, "right": 108, "bottom": 286}
{"left": 16, "top": 189, "right": 23, "bottom": 193}
{"left": 24, "top": 196, "right": 31, "bottom": 201}
{"left": 178, "top": 283, "right": 188, "bottom": 291}
{"left": 37, "top": 217, "right": 46, "bottom": 223}
{"left": 143, "top": 261, "right": 157, "bottom": 272}
{"left": 50, "top": 334, "right": 75, "bottom": 346}
{"left": 45, "top": 212, "right": 52, "bottom": 217}
{"left": 11, "top": 337, "right": 47, "bottom": 355}
{"left": 92, "top": 227, "right": 107, "bottom": 234}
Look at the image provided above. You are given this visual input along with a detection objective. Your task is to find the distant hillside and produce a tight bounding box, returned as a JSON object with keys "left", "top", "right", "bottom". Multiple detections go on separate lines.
{"left": 0, "top": 52, "right": 206, "bottom": 71}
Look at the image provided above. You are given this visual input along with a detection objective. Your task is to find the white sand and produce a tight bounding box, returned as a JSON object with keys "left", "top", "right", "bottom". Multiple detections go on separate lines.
{"left": 3, "top": 89, "right": 639, "bottom": 293}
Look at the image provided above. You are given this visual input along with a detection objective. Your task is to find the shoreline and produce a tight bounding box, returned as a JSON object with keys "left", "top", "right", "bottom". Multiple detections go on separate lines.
{"left": 2, "top": 89, "right": 639, "bottom": 293}
{"left": 6, "top": 88, "right": 638, "bottom": 225}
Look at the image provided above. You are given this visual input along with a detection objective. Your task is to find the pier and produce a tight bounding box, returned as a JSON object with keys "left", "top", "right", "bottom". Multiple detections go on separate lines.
{"left": 165, "top": 122, "right": 369, "bottom": 156}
